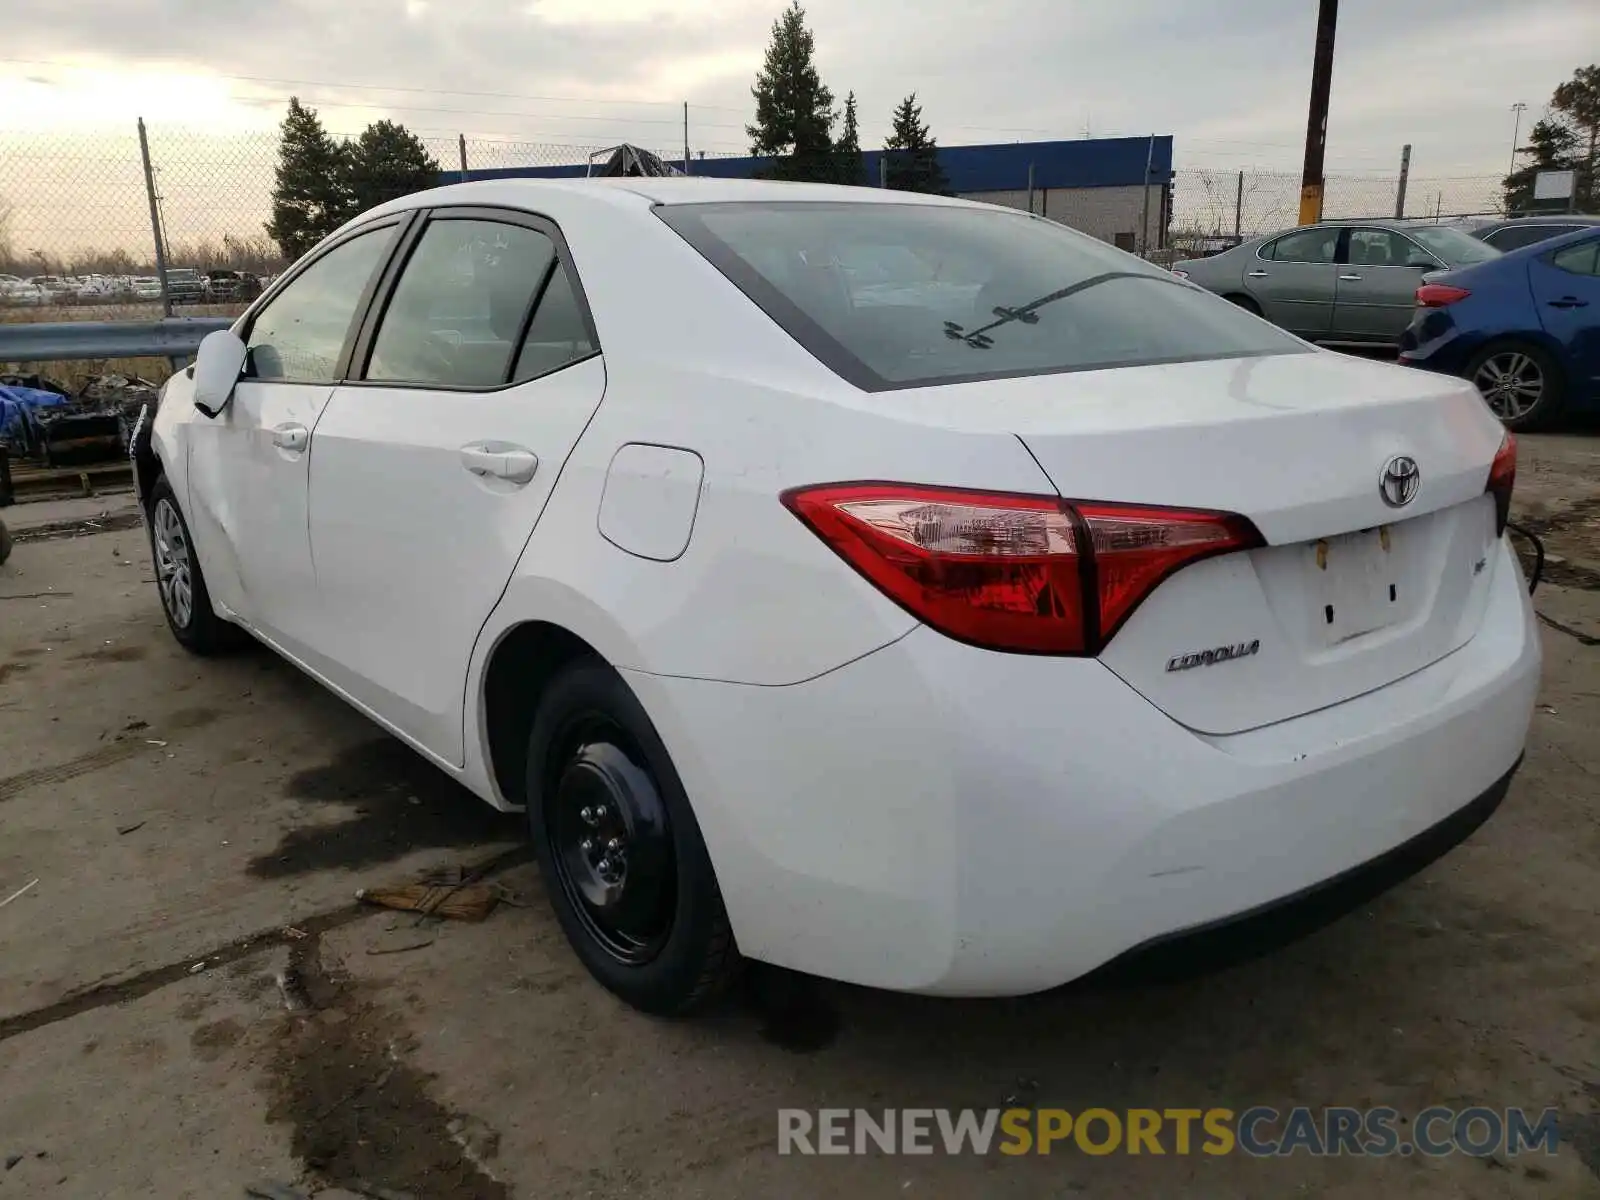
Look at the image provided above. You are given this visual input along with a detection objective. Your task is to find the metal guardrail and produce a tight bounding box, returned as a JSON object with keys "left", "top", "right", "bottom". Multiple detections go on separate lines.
{"left": 0, "top": 317, "right": 231, "bottom": 365}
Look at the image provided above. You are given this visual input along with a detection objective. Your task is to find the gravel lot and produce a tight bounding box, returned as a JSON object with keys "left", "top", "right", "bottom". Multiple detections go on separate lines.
{"left": 0, "top": 434, "right": 1597, "bottom": 1199}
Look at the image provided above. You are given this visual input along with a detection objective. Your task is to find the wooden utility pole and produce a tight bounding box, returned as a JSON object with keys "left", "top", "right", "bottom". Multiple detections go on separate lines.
{"left": 1298, "top": 0, "right": 1338, "bottom": 225}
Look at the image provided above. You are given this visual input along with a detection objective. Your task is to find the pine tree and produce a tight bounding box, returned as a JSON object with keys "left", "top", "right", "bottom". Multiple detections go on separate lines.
{"left": 266, "top": 98, "right": 353, "bottom": 260}
{"left": 346, "top": 120, "right": 442, "bottom": 213}
{"left": 1502, "top": 117, "right": 1583, "bottom": 215}
{"left": 747, "top": 2, "right": 836, "bottom": 183}
{"left": 883, "top": 92, "right": 947, "bottom": 195}
{"left": 833, "top": 91, "right": 865, "bottom": 186}
{"left": 1552, "top": 64, "right": 1599, "bottom": 208}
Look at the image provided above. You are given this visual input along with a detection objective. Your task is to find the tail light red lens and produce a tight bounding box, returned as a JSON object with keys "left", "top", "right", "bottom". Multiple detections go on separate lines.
{"left": 1415, "top": 283, "right": 1471, "bottom": 307}
{"left": 1487, "top": 431, "right": 1516, "bottom": 535}
{"left": 782, "top": 483, "right": 1263, "bottom": 655}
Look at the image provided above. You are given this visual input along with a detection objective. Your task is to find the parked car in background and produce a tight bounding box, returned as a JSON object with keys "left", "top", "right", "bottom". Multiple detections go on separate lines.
{"left": 1399, "top": 225, "right": 1600, "bottom": 430}
{"left": 0, "top": 275, "right": 46, "bottom": 306}
{"left": 131, "top": 277, "right": 164, "bottom": 300}
{"left": 74, "top": 274, "right": 129, "bottom": 302}
{"left": 204, "top": 269, "right": 263, "bottom": 302}
{"left": 1174, "top": 220, "right": 1500, "bottom": 347}
{"left": 28, "top": 276, "right": 76, "bottom": 303}
{"left": 164, "top": 268, "right": 208, "bottom": 304}
{"left": 1471, "top": 214, "right": 1600, "bottom": 253}
{"left": 136, "top": 178, "right": 1536, "bottom": 1015}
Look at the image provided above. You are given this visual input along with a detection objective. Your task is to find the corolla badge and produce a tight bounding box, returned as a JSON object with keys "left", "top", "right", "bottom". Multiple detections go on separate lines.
{"left": 1165, "top": 639, "right": 1260, "bottom": 673}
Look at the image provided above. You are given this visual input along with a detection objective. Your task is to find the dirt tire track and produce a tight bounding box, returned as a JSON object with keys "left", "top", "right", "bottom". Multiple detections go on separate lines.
{"left": 0, "top": 706, "right": 218, "bottom": 804}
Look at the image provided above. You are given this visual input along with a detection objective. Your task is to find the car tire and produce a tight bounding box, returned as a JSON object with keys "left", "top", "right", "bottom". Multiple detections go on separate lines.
{"left": 1223, "top": 293, "right": 1263, "bottom": 316}
{"left": 526, "top": 659, "right": 739, "bottom": 1015}
{"left": 1465, "top": 340, "right": 1565, "bottom": 432}
{"left": 146, "top": 476, "right": 244, "bottom": 655}
{"left": 0, "top": 519, "right": 11, "bottom": 567}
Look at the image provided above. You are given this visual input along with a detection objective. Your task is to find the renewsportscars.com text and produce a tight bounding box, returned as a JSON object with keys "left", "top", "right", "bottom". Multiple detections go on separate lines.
{"left": 777, "top": 1106, "right": 1561, "bottom": 1158}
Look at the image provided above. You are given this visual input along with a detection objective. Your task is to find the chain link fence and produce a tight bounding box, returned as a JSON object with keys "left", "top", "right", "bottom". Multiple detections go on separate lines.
{"left": 2, "top": 123, "right": 1509, "bottom": 329}
{"left": 0, "top": 124, "right": 692, "bottom": 329}
{"left": 1170, "top": 167, "right": 1505, "bottom": 249}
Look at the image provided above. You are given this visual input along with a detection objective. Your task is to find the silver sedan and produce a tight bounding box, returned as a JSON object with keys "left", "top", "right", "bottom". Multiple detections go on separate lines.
{"left": 1174, "top": 221, "right": 1499, "bottom": 348}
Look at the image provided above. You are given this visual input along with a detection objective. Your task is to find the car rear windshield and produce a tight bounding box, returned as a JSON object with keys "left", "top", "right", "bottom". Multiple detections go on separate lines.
{"left": 1407, "top": 225, "right": 1501, "bottom": 266}
{"left": 657, "top": 201, "right": 1304, "bottom": 391}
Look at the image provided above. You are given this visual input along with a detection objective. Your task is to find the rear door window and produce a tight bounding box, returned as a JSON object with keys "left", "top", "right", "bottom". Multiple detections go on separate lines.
{"left": 658, "top": 202, "right": 1303, "bottom": 392}
{"left": 512, "top": 262, "right": 597, "bottom": 382}
{"left": 1549, "top": 237, "right": 1600, "bottom": 277}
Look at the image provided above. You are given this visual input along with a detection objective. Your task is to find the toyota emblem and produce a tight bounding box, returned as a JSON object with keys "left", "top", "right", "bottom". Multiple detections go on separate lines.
{"left": 1379, "top": 455, "right": 1421, "bottom": 508}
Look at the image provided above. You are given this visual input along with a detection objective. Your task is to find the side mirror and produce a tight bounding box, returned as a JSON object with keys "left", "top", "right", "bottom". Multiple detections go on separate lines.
{"left": 192, "top": 329, "right": 247, "bottom": 418}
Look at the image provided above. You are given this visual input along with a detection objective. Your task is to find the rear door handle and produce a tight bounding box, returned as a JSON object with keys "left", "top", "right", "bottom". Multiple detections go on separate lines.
{"left": 1548, "top": 297, "right": 1589, "bottom": 309}
{"left": 460, "top": 443, "right": 539, "bottom": 485}
{"left": 1246, "top": 270, "right": 1269, "bottom": 278}
{"left": 270, "top": 422, "right": 309, "bottom": 452}
{"left": 1338, "top": 273, "right": 1363, "bottom": 281}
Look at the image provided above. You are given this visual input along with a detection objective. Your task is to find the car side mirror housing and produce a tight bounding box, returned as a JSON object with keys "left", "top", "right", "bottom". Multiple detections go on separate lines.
{"left": 192, "top": 329, "right": 247, "bottom": 418}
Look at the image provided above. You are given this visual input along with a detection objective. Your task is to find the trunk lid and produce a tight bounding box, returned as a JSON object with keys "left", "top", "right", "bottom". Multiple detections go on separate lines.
{"left": 863, "top": 349, "right": 1507, "bottom": 734}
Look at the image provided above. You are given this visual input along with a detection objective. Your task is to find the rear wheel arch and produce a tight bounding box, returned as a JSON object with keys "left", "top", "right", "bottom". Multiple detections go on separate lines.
{"left": 481, "top": 621, "right": 606, "bottom": 806}
{"left": 1222, "top": 292, "right": 1262, "bottom": 316}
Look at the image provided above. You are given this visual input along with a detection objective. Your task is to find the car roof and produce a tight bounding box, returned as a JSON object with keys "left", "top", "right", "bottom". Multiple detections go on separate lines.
{"left": 1313, "top": 218, "right": 1449, "bottom": 229}
{"left": 1497, "top": 214, "right": 1600, "bottom": 225}
{"left": 362, "top": 175, "right": 984, "bottom": 222}
{"left": 583, "top": 176, "right": 978, "bottom": 207}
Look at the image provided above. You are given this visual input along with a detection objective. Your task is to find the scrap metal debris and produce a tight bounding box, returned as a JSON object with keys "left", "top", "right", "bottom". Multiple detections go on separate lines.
{"left": 1, "top": 371, "right": 159, "bottom": 471}
{"left": 0, "top": 879, "right": 38, "bottom": 909}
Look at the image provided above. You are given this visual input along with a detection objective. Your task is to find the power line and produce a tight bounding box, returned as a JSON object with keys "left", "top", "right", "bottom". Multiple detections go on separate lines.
{"left": 220, "top": 92, "right": 754, "bottom": 130}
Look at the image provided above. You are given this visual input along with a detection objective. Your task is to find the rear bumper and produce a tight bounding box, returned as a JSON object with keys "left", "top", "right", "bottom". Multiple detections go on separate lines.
{"left": 627, "top": 538, "right": 1540, "bottom": 995}
{"left": 1090, "top": 755, "right": 1518, "bottom": 983}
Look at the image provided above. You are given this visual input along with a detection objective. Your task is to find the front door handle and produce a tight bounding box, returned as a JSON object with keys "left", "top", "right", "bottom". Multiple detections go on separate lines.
{"left": 460, "top": 443, "right": 539, "bottom": 485}
{"left": 270, "top": 423, "right": 309, "bottom": 452}
{"left": 1548, "top": 296, "right": 1589, "bottom": 309}
{"left": 1246, "top": 270, "right": 1270, "bottom": 278}
{"left": 1338, "top": 273, "right": 1363, "bottom": 281}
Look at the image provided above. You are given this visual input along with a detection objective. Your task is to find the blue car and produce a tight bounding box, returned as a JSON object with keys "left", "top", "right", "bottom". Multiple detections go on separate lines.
{"left": 1398, "top": 225, "right": 1600, "bottom": 430}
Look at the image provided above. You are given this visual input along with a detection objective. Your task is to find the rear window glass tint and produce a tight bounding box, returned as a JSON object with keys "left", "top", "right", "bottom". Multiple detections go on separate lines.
{"left": 658, "top": 202, "right": 1303, "bottom": 392}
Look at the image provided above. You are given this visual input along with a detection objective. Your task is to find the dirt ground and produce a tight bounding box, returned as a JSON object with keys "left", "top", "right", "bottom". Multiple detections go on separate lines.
{"left": 1, "top": 434, "right": 1597, "bottom": 1200}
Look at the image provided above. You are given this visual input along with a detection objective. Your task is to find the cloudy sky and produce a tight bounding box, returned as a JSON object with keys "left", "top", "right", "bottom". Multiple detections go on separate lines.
{"left": 3, "top": 0, "right": 1595, "bottom": 174}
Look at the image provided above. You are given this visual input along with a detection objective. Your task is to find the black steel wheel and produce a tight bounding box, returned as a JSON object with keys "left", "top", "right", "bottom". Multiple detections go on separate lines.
{"left": 547, "top": 715, "right": 676, "bottom": 965}
{"left": 527, "top": 660, "right": 738, "bottom": 1014}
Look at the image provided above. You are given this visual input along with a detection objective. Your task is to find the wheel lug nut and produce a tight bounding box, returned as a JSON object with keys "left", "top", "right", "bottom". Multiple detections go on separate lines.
{"left": 580, "top": 838, "right": 595, "bottom": 855}
{"left": 606, "top": 837, "right": 624, "bottom": 853}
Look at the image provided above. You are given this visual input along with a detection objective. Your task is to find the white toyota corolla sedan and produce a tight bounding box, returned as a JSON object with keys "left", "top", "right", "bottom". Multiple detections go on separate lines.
{"left": 134, "top": 177, "right": 1539, "bottom": 1014}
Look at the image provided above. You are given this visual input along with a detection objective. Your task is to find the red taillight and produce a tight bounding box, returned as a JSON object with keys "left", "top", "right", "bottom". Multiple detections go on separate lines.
{"left": 1415, "top": 283, "right": 1471, "bottom": 307}
{"left": 1487, "top": 431, "right": 1516, "bottom": 535}
{"left": 782, "top": 483, "right": 1263, "bottom": 655}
